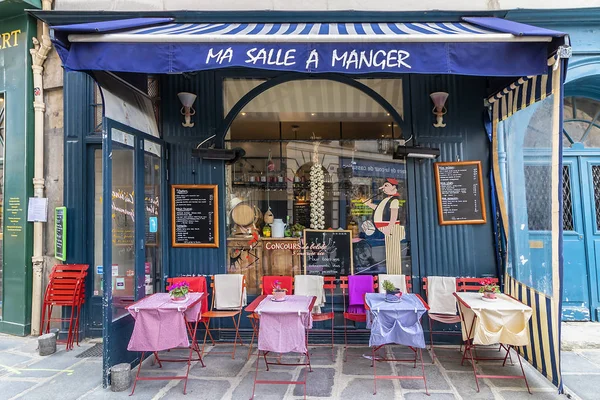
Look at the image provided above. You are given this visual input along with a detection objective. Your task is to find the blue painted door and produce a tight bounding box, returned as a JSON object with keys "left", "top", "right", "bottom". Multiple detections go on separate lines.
{"left": 578, "top": 157, "right": 600, "bottom": 321}
{"left": 561, "top": 158, "right": 590, "bottom": 320}
{"left": 562, "top": 156, "right": 600, "bottom": 321}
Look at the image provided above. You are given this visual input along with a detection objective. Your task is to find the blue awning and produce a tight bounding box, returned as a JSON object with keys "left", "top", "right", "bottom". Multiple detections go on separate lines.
{"left": 52, "top": 17, "right": 567, "bottom": 76}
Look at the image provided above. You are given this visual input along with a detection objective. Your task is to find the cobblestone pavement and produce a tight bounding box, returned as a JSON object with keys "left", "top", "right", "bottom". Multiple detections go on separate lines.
{"left": 0, "top": 334, "right": 567, "bottom": 400}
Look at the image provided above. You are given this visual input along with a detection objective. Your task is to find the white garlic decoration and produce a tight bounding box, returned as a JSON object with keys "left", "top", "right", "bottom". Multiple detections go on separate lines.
{"left": 310, "top": 162, "right": 325, "bottom": 229}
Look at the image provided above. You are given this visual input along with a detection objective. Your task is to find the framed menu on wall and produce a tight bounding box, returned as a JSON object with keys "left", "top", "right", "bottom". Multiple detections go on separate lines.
{"left": 434, "top": 161, "right": 487, "bottom": 225}
{"left": 171, "top": 184, "right": 219, "bottom": 247}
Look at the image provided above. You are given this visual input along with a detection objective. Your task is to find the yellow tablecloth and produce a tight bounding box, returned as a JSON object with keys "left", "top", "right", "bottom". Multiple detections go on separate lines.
{"left": 456, "top": 292, "right": 532, "bottom": 346}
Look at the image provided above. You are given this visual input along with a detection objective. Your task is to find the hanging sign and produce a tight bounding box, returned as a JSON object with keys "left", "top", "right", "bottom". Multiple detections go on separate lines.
{"left": 303, "top": 229, "right": 353, "bottom": 277}
{"left": 434, "top": 161, "right": 487, "bottom": 225}
{"left": 54, "top": 207, "right": 67, "bottom": 261}
{"left": 171, "top": 184, "right": 219, "bottom": 248}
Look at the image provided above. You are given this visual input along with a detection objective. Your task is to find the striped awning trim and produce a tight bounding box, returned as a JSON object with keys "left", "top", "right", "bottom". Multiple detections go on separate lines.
{"left": 67, "top": 21, "right": 553, "bottom": 43}
{"left": 505, "top": 275, "right": 561, "bottom": 389}
{"left": 488, "top": 59, "right": 557, "bottom": 121}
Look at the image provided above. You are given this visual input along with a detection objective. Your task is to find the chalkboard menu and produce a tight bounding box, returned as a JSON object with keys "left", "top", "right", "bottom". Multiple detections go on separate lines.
{"left": 293, "top": 202, "right": 310, "bottom": 228}
{"left": 303, "top": 229, "right": 353, "bottom": 277}
{"left": 55, "top": 207, "right": 67, "bottom": 261}
{"left": 171, "top": 184, "right": 219, "bottom": 248}
{"left": 434, "top": 161, "right": 487, "bottom": 225}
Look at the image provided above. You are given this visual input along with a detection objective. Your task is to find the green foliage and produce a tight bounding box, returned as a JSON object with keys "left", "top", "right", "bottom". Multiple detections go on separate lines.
{"left": 382, "top": 280, "right": 397, "bottom": 292}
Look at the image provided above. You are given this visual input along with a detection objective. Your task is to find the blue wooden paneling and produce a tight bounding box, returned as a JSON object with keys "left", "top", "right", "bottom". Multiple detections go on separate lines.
{"left": 64, "top": 71, "right": 94, "bottom": 263}
{"left": 162, "top": 72, "right": 227, "bottom": 278}
{"left": 410, "top": 75, "right": 497, "bottom": 280}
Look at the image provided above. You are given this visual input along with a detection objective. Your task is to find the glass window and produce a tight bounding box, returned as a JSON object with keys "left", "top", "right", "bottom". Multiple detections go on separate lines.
{"left": 111, "top": 130, "right": 136, "bottom": 320}
{"left": 93, "top": 149, "right": 103, "bottom": 296}
{"left": 224, "top": 79, "right": 408, "bottom": 295}
{"left": 563, "top": 96, "right": 600, "bottom": 148}
{"left": 144, "top": 140, "right": 162, "bottom": 295}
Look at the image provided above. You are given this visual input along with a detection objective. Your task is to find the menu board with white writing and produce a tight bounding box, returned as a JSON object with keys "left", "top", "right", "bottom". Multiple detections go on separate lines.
{"left": 171, "top": 184, "right": 219, "bottom": 247}
{"left": 434, "top": 161, "right": 487, "bottom": 225}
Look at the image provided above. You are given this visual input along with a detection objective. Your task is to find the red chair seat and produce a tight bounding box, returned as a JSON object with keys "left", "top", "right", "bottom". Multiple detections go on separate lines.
{"left": 312, "top": 312, "right": 334, "bottom": 322}
{"left": 343, "top": 312, "right": 367, "bottom": 323}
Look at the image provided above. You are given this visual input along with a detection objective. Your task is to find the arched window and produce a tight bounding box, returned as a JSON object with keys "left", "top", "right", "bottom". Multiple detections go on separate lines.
{"left": 563, "top": 96, "right": 600, "bottom": 149}
{"left": 222, "top": 78, "right": 409, "bottom": 294}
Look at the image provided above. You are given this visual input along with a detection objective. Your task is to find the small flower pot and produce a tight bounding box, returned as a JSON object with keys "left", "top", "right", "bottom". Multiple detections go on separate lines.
{"left": 483, "top": 291, "right": 497, "bottom": 300}
{"left": 385, "top": 289, "right": 402, "bottom": 302}
{"left": 170, "top": 294, "right": 188, "bottom": 303}
{"left": 272, "top": 290, "right": 286, "bottom": 301}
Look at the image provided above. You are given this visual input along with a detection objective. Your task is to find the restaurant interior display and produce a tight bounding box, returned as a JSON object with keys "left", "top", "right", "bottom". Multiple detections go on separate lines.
{"left": 223, "top": 79, "right": 411, "bottom": 294}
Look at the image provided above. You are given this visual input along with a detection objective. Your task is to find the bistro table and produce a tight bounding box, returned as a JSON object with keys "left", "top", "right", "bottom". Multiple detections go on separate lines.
{"left": 454, "top": 292, "right": 533, "bottom": 394}
{"left": 365, "top": 292, "right": 430, "bottom": 395}
{"left": 126, "top": 292, "right": 206, "bottom": 395}
{"left": 245, "top": 294, "right": 316, "bottom": 400}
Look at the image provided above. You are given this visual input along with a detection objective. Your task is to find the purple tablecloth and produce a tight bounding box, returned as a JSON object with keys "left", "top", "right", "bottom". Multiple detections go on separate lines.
{"left": 127, "top": 293, "right": 203, "bottom": 352}
{"left": 256, "top": 295, "right": 313, "bottom": 354}
{"left": 365, "top": 293, "right": 427, "bottom": 348}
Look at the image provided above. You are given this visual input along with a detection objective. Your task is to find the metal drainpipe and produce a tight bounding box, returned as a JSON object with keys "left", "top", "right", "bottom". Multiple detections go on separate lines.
{"left": 30, "top": 0, "right": 53, "bottom": 336}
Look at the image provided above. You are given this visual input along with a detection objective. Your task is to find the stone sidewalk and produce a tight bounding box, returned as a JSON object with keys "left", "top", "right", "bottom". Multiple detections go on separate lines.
{"left": 0, "top": 334, "right": 566, "bottom": 400}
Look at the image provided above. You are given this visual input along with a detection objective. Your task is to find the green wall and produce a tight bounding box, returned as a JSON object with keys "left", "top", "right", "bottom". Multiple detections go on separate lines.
{"left": 0, "top": 14, "right": 36, "bottom": 335}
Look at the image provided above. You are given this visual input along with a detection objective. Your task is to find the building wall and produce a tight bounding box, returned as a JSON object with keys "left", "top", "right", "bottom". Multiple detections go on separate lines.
{"left": 0, "top": 14, "right": 36, "bottom": 335}
{"left": 158, "top": 71, "right": 497, "bottom": 285}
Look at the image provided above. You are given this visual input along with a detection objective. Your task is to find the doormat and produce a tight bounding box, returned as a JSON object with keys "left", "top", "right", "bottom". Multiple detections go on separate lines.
{"left": 76, "top": 343, "right": 103, "bottom": 358}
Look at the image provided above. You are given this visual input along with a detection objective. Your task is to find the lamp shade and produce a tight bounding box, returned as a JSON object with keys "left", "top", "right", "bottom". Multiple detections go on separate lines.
{"left": 177, "top": 92, "right": 197, "bottom": 107}
{"left": 430, "top": 92, "right": 449, "bottom": 109}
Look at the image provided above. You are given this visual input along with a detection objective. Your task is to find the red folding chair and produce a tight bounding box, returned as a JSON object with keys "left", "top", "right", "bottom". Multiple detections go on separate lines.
{"left": 166, "top": 276, "right": 213, "bottom": 352}
{"left": 40, "top": 264, "right": 89, "bottom": 350}
{"left": 247, "top": 275, "right": 294, "bottom": 360}
{"left": 340, "top": 275, "right": 376, "bottom": 362}
{"left": 202, "top": 275, "right": 246, "bottom": 359}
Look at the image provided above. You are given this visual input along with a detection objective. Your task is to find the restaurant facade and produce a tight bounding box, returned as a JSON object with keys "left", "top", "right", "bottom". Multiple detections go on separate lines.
{"left": 34, "top": 8, "right": 568, "bottom": 389}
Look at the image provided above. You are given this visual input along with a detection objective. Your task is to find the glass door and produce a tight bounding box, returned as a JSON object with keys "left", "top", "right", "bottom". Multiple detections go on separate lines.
{"left": 102, "top": 123, "right": 164, "bottom": 385}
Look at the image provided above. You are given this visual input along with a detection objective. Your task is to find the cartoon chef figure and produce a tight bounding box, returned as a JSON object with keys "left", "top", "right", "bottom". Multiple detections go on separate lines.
{"left": 364, "top": 178, "right": 401, "bottom": 236}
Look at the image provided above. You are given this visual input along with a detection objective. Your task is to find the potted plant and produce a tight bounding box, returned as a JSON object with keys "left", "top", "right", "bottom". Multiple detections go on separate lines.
{"left": 167, "top": 281, "right": 190, "bottom": 303}
{"left": 479, "top": 278, "right": 500, "bottom": 300}
{"left": 382, "top": 279, "right": 402, "bottom": 302}
{"left": 272, "top": 280, "right": 288, "bottom": 301}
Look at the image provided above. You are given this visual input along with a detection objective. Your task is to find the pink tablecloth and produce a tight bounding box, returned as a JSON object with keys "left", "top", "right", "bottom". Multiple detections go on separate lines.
{"left": 127, "top": 293, "right": 203, "bottom": 352}
{"left": 256, "top": 295, "right": 313, "bottom": 354}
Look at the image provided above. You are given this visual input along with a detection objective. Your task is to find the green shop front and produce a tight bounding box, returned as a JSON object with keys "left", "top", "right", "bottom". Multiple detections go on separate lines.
{"left": 39, "top": 12, "right": 568, "bottom": 389}
{"left": 0, "top": 0, "right": 40, "bottom": 336}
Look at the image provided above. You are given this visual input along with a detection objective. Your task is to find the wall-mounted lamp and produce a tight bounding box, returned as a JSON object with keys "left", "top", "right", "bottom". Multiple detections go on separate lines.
{"left": 430, "top": 92, "right": 449, "bottom": 128}
{"left": 177, "top": 92, "right": 197, "bottom": 128}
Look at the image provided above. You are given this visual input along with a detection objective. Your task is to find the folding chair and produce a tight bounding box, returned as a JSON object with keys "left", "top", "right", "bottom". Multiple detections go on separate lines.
{"left": 302, "top": 276, "right": 336, "bottom": 360}
{"left": 422, "top": 277, "right": 460, "bottom": 363}
{"left": 202, "top": 274, "right": 246, "bottom": 359}
{"left": 40, "top": 264, "right": 89, "bottom": 350}
{"left": 247, "top": 275, "right": 294, "bottom": 360}
{"left": 166, "top": 276, "right": 213, "bottom": 350}
{"left": 340, "top": 275, "right": 376, "bottom": 362}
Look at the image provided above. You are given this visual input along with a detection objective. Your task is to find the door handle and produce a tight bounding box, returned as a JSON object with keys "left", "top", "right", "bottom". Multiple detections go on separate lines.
{"left": 579, "top": 235, "right": 583, "bottom": 240}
